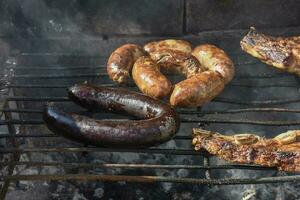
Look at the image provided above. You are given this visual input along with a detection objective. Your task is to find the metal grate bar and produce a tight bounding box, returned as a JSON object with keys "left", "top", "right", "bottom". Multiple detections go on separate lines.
{"left": 0, "top": 108, "right": 43, "bottom": 113}
{"left": 16, "top": 51, "right": 249, "bottom": 57}
{"left": 10, "top": 73, "right": 295, "bottom": 79}
{"left": 213, "top": 97, "right": 300, "bottom": 106}
{"left": 0, "top": 133, "right": 191, "bottom": 140}
{"left": 8, "top": 60, "right": 259, "bottom": 70}
{"left": 3, "top": 107, "right": 300, "bottom": 115}
{"left": 7, "top": 83, "right": 300, "bottom": 89}
{"left": 18, "top": 53, "right": 106, "bottom": 56}
{"left": 229, "top": 83, "right": 299, "bottom": 88}
{"left": 0, "top": 147, "right": 201, "bottom": 155}
{"left": 180, "top": 108, "right": 300, "bottom": 114}
{"left": 6, "top": 97, "right": 69, "bottom": 102}
{"left": 6, "top": 96, "right": 300, "bottom": 106}
{"left": 0, "top": 161, "right": 276, "bottom": 170}
{"left": 1, "top": 118, "right": 300, "bottom": 126}
{"left": 1, "top": 174, "right": 299, "bottom": 185}
{"left": 0, "top": 161, "right": 274, "bottom": 170}
{"left": 9, "top": 66, "right": 101, "bottom": 70}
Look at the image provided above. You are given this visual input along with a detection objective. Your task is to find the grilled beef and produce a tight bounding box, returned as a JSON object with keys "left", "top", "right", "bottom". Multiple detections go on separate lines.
{"left": 193, "top": 128, "right": 300, "bottom": 171}
{"left": 240, "top": 27, "right": 300, "bottom": 76}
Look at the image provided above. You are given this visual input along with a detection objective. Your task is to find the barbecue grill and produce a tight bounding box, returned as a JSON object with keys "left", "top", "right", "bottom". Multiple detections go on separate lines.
{"left": 1, "top": 0, "right": 300, "bottom": 199}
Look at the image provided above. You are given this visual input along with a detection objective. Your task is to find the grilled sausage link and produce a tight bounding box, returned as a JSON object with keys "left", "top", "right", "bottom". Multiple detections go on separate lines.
{"left": 132, "top": 56, "right": 172, "bottom": 99}
{"left": 192, "top": 44, "right": 235, "bottom": 84}
{"left": 170, "top": 44, "right": 234, "bottom": 107}
{"left": 107, "top": 44, "right": 145, "bottom": 84}
{"left": 149, "top": 49, "right": 206, "bottom": 78}
{"left": 132, "top": 40, "right": 204, "bottom": 100}
{"left": 43, "top": 84, "right": 180, "bottom": 148}
{"left": 170, "top": 71, "right": 225, "bottom": 107}
{"left": 144, "top": 39, "right": 192, "bottom": 54}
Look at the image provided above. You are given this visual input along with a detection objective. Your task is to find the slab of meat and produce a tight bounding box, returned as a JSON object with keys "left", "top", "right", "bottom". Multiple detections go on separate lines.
{"left": 240, "top": 27, "right": 300, "bottom": 76}
{"left": 192, "top": 128, "right": 300, "bottom": 172}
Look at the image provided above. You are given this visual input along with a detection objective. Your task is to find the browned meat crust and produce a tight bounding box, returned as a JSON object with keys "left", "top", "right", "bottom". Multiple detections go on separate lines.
{"left": 192, "top": 128, "right": 300, "bottom": 172}
{"left": 149, "top": 49, "right": 205, "bottom": 78}
{"left": 132, "top": 56, "right": 172, "bottom": 99}
{"left": 107, "top": 40, "right": 235, "bottom": 108}
{"left": 107, "top": 44, "right": 145, "bottom": 84}
{"left": 144, "top": 39, "right": 192, "bottom": 54}
{"left": 240, "top": 27, "right": 300, "bottom": 76}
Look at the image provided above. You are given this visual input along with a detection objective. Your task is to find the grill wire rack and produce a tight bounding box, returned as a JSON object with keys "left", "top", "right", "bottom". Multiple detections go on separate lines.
{"left": 0, "top": 45, "right": 300, "bottom": 198}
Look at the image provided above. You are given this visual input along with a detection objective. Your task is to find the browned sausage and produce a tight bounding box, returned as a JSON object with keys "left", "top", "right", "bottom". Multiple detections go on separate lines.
{"left": 144, "top": 39, "right": 192, "bottom": 54}
{"left": 192, "top": 44, "right": 235, "bottom": 84}
{"left": 134, "top": 40, "right": 204, "bottom": 100}
{"left": 148, "top": 49, "right": 205, "bottom": 78}
{"left": 132, "top": 56, "right": 172, "bottom": 99}
{"left": 107, "top": 44, "right": 145, "bottom": 84}
{"left": 170, "top": 44, "right": 235, "bottom": 107}
{"left": 43, "top": 84, "right": 180, "bottom": 148}
{"left": 170, "top": 71, "right": 225, "bottom": 107}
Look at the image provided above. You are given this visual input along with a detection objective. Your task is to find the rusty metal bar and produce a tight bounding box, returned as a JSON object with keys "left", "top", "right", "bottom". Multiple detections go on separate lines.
{"left": 1, "top": 118, "right": 300, "bottom": 126}
{"left": 213, "top": 97, "right": 300, "bottom": 105}
{"left": 0, "top": 133, "right": 191, "bottom": 140}
{"left": 0, "top": 161, "right": 275, "bottom": 170}
{"left": 1, "top": 174, "right": 300, "bottom": 185}
{"left": 180, "top": 108, "right": 300, "bottom": 114}
{"left": 5, "top": 96, "right": 300, "bottom": 106}
{"left": 229, "top": 83, "right": 299, "bottom": 88}
{"left": 7, "top": 83, "right": 299, "bottom": 89}
{"left": 0, "top": 133, "right": 57, "bottom": 138}
{"left": 16, "top": 50, "right": 247, "bottom": 57}
{"left": 19, "top": 53, "right": 106, "bottom": 56}
{"left": 6, "top": 96, "right": 68, "bottom": 101}
{"left": 195, "top": 119, "right": 300, "bottom": 126}
{"left": 10, "top": 59, "right": 258, "bottom": 71}
{"left": 0, "top": 108, "right": 43, "bottom": 113}
{"left": 3, "top": 107, "right": 300, "bottom": 115}
{"left": 8, "top": 72, "right": 294, "bottom": 79}
{"left": 0, "top": 147, "right": 202, "bottom": 155}
{"left": 10, "top": 65, "right": 102, "bottom": 70}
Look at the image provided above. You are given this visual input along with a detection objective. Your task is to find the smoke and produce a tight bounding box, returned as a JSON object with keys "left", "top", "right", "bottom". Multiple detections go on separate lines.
{"left": 1, "top": 0, "right": 300, "bottom": 199}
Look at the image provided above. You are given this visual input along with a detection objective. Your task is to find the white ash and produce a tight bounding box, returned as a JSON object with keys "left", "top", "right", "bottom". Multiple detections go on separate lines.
{"left": 93, "top": 187, "right": 105, "bottom": 199}
{"left": 73, "top": 189, "right": 88, "bottom": 200}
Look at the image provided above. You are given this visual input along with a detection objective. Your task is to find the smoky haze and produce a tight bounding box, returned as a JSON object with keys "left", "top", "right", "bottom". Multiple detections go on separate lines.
{"left": 1, "top": 0, "right": 300, "bottom": 200}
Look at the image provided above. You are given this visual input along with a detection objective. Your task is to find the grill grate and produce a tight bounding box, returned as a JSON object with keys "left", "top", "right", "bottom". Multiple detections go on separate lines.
{"left": 0, "top": 47, "right": 300, "bottom": 197}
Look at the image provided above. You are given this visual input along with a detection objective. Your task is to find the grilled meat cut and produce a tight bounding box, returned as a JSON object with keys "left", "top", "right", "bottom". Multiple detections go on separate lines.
{"left": 192, "top": 128, "right": 300, "bottom": 172}
{"left": 240, "top": 27, "right": 300, "bottom": 76}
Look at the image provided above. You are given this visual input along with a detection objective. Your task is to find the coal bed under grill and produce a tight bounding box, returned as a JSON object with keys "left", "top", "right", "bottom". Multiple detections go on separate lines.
{"left": 1, "top": 0, "right": 300, "bottom": 199}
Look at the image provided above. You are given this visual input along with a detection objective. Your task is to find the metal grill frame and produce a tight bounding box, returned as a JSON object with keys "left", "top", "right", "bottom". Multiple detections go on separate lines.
{"left": 1, "top": 49, "right": 300, "bottom": 198}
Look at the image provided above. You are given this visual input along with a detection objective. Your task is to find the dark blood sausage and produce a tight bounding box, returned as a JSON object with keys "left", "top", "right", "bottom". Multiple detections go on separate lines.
{"left": 43, "top": 84, "right": 180, "bottom": 148}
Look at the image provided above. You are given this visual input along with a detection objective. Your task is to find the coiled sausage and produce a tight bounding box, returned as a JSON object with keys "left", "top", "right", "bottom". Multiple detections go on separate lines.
{"left": 148, "top": 49, "right": 206, "bottom": 77}
{"left": 144, "top": 39, "right": 192, "bottom": 54}
{"left": 43, "top": 84, "right": 180, "bottom": 148}
{"left": 107, "top": 40, "right": 235, "bottom": 108}
{"left": 170, "top": 44, "right": 234, "bottom": 107}
{"left": 107, "top": 44, "right": 145, "bottom": 84}
{"left": 192, "top": 44, "right": 235, "bottom": 84}
{"left": 132, "top": 48, "right": 205, "bottom": 100}
{"left": 132, "top": 56, "right": 172, "bottom": 99}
